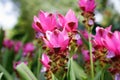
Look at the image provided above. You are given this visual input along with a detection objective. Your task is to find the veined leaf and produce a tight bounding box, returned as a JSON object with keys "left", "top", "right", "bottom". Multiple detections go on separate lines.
{"left": 71, "top": 59, "right": 87, "bottom": 80}
{"left": 0, "top": 65, "right": 13, "bottom": 80}
{"left": 67, "top": 58, "right": 76, "bottom": 80}
{"left": 16, "top": 62, "right": 37, "bottom": 80}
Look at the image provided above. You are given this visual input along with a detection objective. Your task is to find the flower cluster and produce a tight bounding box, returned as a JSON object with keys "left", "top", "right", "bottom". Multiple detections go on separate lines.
{"left": 93, "top": 25, "right": 120, "bottom": 77}
{"left": 32, "top": 9, "right": 81, "bottom": 79}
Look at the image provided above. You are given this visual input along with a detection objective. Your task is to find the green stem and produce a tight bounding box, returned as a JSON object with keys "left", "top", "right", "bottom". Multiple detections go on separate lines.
{"left": 37, "top": 46, "right": 42, "bottom": 79}
{"left": 88, "top": 32, "right": 94, "bottom": 80}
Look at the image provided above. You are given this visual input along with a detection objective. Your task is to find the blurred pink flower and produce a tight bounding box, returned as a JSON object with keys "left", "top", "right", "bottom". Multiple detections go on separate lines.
{"left": 58, "top": 9, "right": 78, "bottom": 32}
{"left": 82, "top": 49, "right": 95, "bottom": 61}
{"left": 3, "top": 39, "right": 14, "bottom": 49}
{"left": 115, "top": 73, "right": 120, "bottom": 80}
{"left": 43, "top": 28, "right": 70, "bottom": 52}
{"left": 23, "top": 43, "right": 35, "bottom": 57}
{"left": 40, "top": 53, "right": 50, "bottom": 72}
{"left": 14, "top": 41, "right": 22, "bottom": 53}
{"left": 32, "top": 11, "right": 57, "bottom": 33}
{"left": 78, "top": 0, "right": 96, "bottom": 13}
{"left": 72, "top": 54, "right": 78, "bottom": 59}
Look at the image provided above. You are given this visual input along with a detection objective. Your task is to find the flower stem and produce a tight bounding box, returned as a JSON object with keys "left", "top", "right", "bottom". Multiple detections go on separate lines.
{"left": 37, "top": 45, "right": 42, "bottom": 79}
{"left": 88, "top": 31, "right": 94, "bottom": 80}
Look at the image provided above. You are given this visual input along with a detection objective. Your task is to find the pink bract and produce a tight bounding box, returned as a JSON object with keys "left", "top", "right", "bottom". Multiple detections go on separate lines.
{"left": 58, "top": 9, "right": 78, "bottom": 32}
{"left": 93, "top": 25, "right": 112, "bottom": 48}
{"left": 32, "top": 11, "right": 57, "bottom": 33}
{"left": 43, "top": 28, "right": 70, "bottom": 52}
{"left": 78, "top": 0, "right": 96, "bottom": 13}
{"left": 40, "top": 53, "right": 50, "bottom": 72}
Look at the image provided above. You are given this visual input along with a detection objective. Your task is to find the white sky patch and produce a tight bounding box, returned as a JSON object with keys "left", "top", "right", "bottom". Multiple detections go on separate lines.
{"left": 95, "top": 12, "right": 103, "bottom": 23}
{"left": 0, "top": 0, "right": 19, "bottom": 30}
{"left": 109, "top": 0, "right": 120, "bottom": 14}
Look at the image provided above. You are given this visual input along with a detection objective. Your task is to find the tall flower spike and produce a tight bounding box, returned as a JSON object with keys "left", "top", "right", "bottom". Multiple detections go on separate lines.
{"left": 78, "top": 0, "right": 96, "bottom": 13}
{"left": 58, "top": 9, "right": 78, "bottom": 32}
{"left": 32, "top": 11, "right": 57, "bottom": 33}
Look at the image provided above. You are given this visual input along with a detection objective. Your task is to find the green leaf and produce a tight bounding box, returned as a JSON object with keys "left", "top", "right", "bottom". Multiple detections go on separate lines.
{"left": 94, "top": 71, "right": 102, "bottom": 80}
{"left": 0, "top": 65, "right": 13, "bottom": 80}
{"left": 16, "top": 62, "right": 37, "bottom": 80}
{"left": 71, "top": 59, "right": 87, "bottom": 80}
{"left": 52, "top": 74, "right": 58, "bottom": 80}
{"left": 67, "top": 58, "right": 76, "bottom": 80}
{"left": 0, "top": 72, "right": 3, "bottom": 80}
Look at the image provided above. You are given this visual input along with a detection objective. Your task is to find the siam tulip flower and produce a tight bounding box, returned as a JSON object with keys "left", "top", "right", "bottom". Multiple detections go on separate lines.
{"left": 58, "top": 9, "right": 78, "bottom": 32}
{"left": 3, "top": 39, "right": 14, "bottom": 49}
{"left": 93, "top": 26, "right": 112, "bottom": 48}
{"left": 13, "top": 61, "right": 28, "bottom": 69}
{"left": 40, "top": 53, "right": 50, "bottom": 72}
{"left": 43, "top": 28, "right": 70, "bottom": 52}
{"left": 23, "top": 43, "right": 35, "bottom": 57}
{"left": 78, "top": 0, "right": 96, "bottom": 13}
{"left": 14, "top": 41, "right": 22, "bottom": 53}
{"left": 32, "top": 11, "right": 57, "bottom": 33}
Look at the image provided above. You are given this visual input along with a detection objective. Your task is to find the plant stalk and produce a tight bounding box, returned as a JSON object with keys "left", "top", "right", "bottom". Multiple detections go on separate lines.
{"left": 88, "top": 32, "right": 94, "bottom": 80}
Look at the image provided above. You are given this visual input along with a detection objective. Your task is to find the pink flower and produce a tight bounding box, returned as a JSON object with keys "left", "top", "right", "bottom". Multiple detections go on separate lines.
{"left": 40, "top": 53, "right": 50, "bottom": 72}
{"left": 78, "top": 0, "right": 96, "bottom": 13}
{"left": 58, "top": 9, "right": 78, "bottom": 32}
{"left": 3, "top": 39, "right": 14, "bottom": 49}
{"left": 32, "top": 11, "right": 57, "bottom": 33}
{"left": 93, "top": 25, "right": 120, "bottom": 58}
{"left": 14, "top": 41, "right": 22, "bottom": 53}
{"left": 93, "top": 26, "right": 112, "bottom": 48}
{"left": 43, "top": 28, "right": 70, "bottom": 52}
{"left": 23, "top": 43, "right": 35, "bottom": 57}
{"left": 104, "top": 31, "right": 120, "bottom": 58}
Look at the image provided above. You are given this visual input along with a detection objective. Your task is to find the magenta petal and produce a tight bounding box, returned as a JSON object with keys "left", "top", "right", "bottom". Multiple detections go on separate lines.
{"left": 58, "top": 14, "right": 66, "bottom": 27}
{"left": 43, "top": 38, "right": 53, "bottom": 48}
{"left": 40, "top": 53, "right": 50, "bottom": 69}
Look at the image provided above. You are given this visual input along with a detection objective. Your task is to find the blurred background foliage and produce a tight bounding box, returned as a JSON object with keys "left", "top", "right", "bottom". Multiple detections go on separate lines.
{"left": 3, "top": 0, "right": 120, "bottom": 41}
